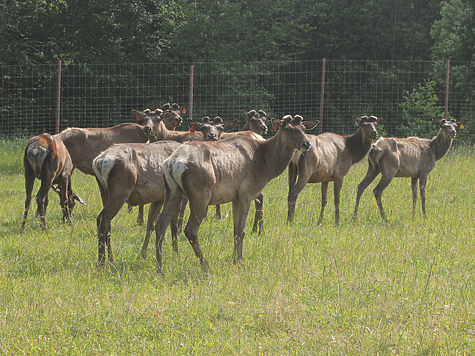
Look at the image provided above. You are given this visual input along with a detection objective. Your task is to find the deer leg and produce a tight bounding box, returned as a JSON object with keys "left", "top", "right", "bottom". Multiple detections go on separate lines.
{"left": 183, "top": 198, "right": 210, "bottom": 270}
{"left": 96, "top": 196, "right": 128, "bottom": 265}
{"left": 286, "top": 162, "right": 299, "bottom": 223}
{"left": 411, "top": 177, "right": 419, "bottom": 218}
{"left": 232, "top": 199, "right": 252, "bottom": 265}
{"left": 155, "top": 189, "right": 185, "bottom": 273}
{"left": 170, "top": 205, "right": 180, "bottom": 253}
{"left": 137, "top": 205, "right": 144, "bottom": 225}
{"left": 353, "top": 165, "right": 380, "bottom": 220}
{"left": 177, "top": 197, "right": 188, "bottom": 234}
{"left": 140, "top": 200, "right": 163, "bottom": 259}
{"left": 419, "top": 175, "right": 428, "bottom": 218}
{"left": 21, "top": 164, "right": 36, "bottom": 232}
{"left": 57, "top": 178, "right": 72, "bottom": 224}
{"left": 36, "top": 172, "right": 54, "bottom": 231}
{"left": 252, "top": 192, "right": 264, "bottom": 234}
{"left": 373, "top": 174, "right": 395, "bottom": 222}
{"left": 318, "top": 181, "right": 329, "bottom": 225}
{"left": 287, "top": 175, "right": 310, "bottom": 223}
{"left": 333, "top": 177, "right": 344, "bottom": 225}
{"left": 215, "top": 204, "right": 222, "bottom": 219}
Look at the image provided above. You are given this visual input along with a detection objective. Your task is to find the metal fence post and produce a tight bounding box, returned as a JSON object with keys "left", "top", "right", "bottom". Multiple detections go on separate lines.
{"left": 319, "top": 58, "right": 326, "bottom": 134}
{"left": 189, "top": 64, "right": 194, "bottom": 123}
{"left": 445, "top": 59, "right": 450, "bottom": 120}
{"left": 56, "top": 59, "right": 62, "bottom": 134}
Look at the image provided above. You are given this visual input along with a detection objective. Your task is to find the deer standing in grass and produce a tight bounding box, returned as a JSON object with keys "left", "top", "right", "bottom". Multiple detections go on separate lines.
{"left": 21, "top": 134, "right": 75, "bottom": 231}
{"left": 56, "top": 103, "right": 187, "bottom": 223}
{"left": 287, "top": 115, "right": 385, "bottom": 225}
{"left": 353, "top": 118, "right": 467, "bottom": 221}
{"left": 207, "top": 110, "right": 273, "bottom": 232}
{"left": 93, "top": 117, "right": 237, "bottom": 265}
{"left": 154, "top": 115, "right": 318, "bottom": 273}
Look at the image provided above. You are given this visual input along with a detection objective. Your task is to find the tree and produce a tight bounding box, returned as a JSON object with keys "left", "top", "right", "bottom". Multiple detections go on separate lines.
{"left": 431, "top": 0, "right": 475, "bottom": 61}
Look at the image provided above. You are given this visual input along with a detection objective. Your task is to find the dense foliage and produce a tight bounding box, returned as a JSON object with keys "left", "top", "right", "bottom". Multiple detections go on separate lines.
{"left": 1, "top": 0, "right": 445, "bottom": 65}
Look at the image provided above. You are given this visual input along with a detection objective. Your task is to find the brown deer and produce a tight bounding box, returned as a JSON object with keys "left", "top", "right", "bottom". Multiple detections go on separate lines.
{"left": 287, "top": 115, "right": 385, "bottom": 225}
{"left": 153, "top": 115, "right": 319, "bottom": 273}
{"left": 93, "top": 117, "right": 237, "bottom": 265}
{"left": 210, "top": 109, "right": 272, "bottom": 230}
{"left": 21, "top": 134, "right": 75, "bottom": 231}
{"left": 152, "top": 101, "right": 187, "bottom": 130}
{"left": 353, "top": 118, "right": 467, "bottom": 221}
{"left": 57, "top": 104, "right": 186, "bottom": 176}
{"left": 55, "top": 104, "right": 186, "bottom": 220}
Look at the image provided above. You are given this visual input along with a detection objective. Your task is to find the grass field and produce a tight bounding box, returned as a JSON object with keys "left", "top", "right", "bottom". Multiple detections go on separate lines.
{"left": 0, "top": 137, "right": 474, "bottom": 355}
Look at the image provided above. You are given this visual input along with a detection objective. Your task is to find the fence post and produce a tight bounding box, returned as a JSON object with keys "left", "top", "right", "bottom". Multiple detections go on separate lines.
{"left": 56, "top": 59, "right": 62, "bottom": 134}
{"left": 189, "top": 64, "right": 194, "bottom": 123}
{"left": 445, "top": 59, "right": 450, "bottom": 120}
{"left": 319, "top": 58, "right": 326, "bottom": 134}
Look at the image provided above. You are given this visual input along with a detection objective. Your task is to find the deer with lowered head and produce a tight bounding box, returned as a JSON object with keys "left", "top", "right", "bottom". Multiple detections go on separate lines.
{"left": 93, "top": 117, "right": 237, "bottom": 265}
{"left": 153, "top": 114, "right": 319, "bottom": 273}
{"left": 21, "top": 134, "right": 76, "bottom": 231}
{"left": 353, "top": 118, "right": 467, "bottom": 221}
{"left": 287, "top": 115, "right": 385, "bottom": 225}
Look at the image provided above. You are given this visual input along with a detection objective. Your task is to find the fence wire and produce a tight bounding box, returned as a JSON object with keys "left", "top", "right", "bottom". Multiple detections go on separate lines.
{"left": 1, "top": 60, "right": 474, "bottom": 139}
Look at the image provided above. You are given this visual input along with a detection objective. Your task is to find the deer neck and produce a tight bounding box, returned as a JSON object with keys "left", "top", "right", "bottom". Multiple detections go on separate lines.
{"left": 430, "top": 130, "right": 453, "bottom": 161}
{"left": 240, "top": 122, "right": 250, "bottom": 131}
{"left": 153, "top": 120, "right": 171, "bottom": 141}
{"left": 262, "top": 131, "right": 300, "bottom": 180}
{"left": 346, "top": 128, "right": 373, "bottom": 164}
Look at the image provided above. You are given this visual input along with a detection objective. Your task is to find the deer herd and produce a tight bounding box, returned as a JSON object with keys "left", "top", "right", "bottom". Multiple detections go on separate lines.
{"left": 20, "top": 102, "right": 468, "bottom": 272}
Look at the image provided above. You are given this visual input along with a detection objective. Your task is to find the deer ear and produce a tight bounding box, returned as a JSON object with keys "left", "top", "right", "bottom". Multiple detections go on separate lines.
{"left": 132, "top": 110, "right": 144, "bottom": 121}
{"left": 458, "top": 119, "right": 468, "bottom": 129}
{"left": 432, "top": 118, "right": 442, "bottom": 126}
{"left": 180, "top": 104, "right": 189, "bottom": 114}
{"left": 223, "top": 119, "right": 238, "bottom": 131}
{"left": 266, "top": 113, "right": 277, "bottom": 120}
{"left": 377, "top": 116, "right": 386, "bottom": 125}
{"left": 354, "top": 116, "right": 364, "bottom": 125}
{"left": 303, "top": 120, "right": 319, "bottom": 130}
{"left": 272, "top": 118, "right": 283, "bottom": 129}
{"left": 188, "top": 119, "right": 202, "bottom": 131}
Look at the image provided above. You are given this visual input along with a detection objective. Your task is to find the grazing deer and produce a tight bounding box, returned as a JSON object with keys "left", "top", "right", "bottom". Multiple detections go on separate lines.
{"left": 153, "top": 115, "right": 319, "bottom": 273}
{"left": 353, "top": 118, "right": 467, "bottom": 221}
{"left": 21, "top": 134, "right": 75, "bottom": 231}
{"left": 287, "top": 115, "right": 385, "bottom": 225}
{"left": 93, "top": 117, "right": 237, "bottom": 265}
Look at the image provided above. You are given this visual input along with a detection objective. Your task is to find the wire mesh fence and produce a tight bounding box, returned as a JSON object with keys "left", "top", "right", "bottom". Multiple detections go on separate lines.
{"left": 1, "top": 60, "right": 474, "bottom": 139}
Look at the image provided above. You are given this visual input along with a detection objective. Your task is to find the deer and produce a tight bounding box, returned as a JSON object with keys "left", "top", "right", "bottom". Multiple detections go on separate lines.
{"left": 55, "top": 104, "right": 187, "bottom": 221}
{"left": 21, "top": 133, "right": 75, "bottom": 232}
{"left": 93, "top": 117, "right": 237, "bottom": 265}
{"left": 57, "top": 103, "right": 187, "bottom": 176}
{"left": 153, "top": 114, "right": 319, "bottom": 273}
{"left": 353, "top": 118, "right": 467, "bottom": 221}
{"left": 287, "top": 115, "right": 386, "bottom": 225}
{"left": 205, "top": 109, "right": 272, "bottom": 232}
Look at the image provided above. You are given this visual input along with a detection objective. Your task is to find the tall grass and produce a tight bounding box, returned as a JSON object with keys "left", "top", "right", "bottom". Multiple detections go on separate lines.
{"left": 1, "top": 138, "right": 474, "bottom": 354}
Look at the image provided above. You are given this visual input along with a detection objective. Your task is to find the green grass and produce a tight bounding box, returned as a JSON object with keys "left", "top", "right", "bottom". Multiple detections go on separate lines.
{"left": 1, "top": 138, "right": 474, "bottom": 354}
